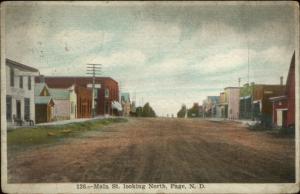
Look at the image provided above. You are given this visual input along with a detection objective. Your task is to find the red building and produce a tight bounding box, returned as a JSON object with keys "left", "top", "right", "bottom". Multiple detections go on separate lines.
{"left": 35, "top": 76, "right": 119, "bottom": 118}
{"left": 270, "top": 52, "right": 295, "bottom": 128}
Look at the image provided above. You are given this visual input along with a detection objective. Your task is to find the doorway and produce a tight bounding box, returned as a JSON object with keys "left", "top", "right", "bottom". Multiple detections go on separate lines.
{"left": 276, "top": 109, "right": 288, "bottom": 127}
{"left": 16, "top": 100, "right": 21, "bottom": 119}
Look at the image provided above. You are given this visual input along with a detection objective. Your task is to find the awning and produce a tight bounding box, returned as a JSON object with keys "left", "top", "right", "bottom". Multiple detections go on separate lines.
{"left": 269, "top": 95, "right": 287, "bottom": 102}
{"left": 111, "top": 101, "right": 122, "bottom": 111}
{"left": 240, "top": 95, "right": 251, "bottom": 100}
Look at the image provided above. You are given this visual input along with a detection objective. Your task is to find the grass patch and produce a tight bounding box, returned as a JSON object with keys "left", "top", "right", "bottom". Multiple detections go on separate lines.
{"left": 248, "top": 123, "right": 295, "bottom": 138}
{"left": 277, "top": 127, "right": 295, "bottom": 137}
{"left": 7, "top": 118, "right": 127, "bottom": 148}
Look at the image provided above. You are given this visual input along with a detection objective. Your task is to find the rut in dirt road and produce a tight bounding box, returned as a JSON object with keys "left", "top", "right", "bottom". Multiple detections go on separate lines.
{"left": 7, "top": 118, "right": 295, "bottom": 183}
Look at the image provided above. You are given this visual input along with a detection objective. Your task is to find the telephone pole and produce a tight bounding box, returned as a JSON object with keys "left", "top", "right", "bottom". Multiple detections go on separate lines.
{"left": 86, "top": 64, "right": 102, "bottom": 117}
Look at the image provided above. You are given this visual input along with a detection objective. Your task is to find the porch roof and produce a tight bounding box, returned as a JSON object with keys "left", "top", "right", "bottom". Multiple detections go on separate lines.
{"left": 35, "top": 96, "right": 54, "bottom": 105}
{"left": 269, "top": 95, "right": 287, "bottom": 102}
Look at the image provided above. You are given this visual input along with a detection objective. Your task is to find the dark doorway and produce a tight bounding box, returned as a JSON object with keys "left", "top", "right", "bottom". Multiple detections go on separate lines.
{"left": 105, "top": 102, "right": 110, "bottom": 114}
{"left": 283, "top": 110, "right": 288, "bottom": 128}
{"left": 16, "top": 100, "right": 21, "bottom": 119}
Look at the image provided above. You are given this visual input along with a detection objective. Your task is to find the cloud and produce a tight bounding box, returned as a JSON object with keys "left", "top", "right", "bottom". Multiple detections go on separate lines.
{"left": 196, "top": 49, "right": 249, "bottom": 74}
{"left": 86, "top": 49, "right": 147, "bottom": 67}
{"left": 5, "top": 24, "right": 49, "bottom": 68}
{"left": 124, "top": 21, "right": 182, "bottom": 53}
{"left": 52, "top": 29, "right": 113, "bottom": 55}
{"left": 4, "top": 4, "right": 296, "bottom": 116}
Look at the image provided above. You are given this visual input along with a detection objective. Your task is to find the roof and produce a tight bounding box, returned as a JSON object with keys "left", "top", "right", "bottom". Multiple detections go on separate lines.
{"left": 285, "top": 51, "right": 295, "bottom": 95}
{"left": 121, "top": 92, "right": 130, "bottom": 102}
{"left": 35, "top": 76, "right": 118, "bottom": 88}
{"left": 224, "top": 87, "right": 240, "bottom": 90}
{"left": 35, "top": 96, "right": 54, "bottom": 105}
{"left": 49, "top": 88, "right": 70, "bottom": 100}
{"left": 35, "top": 83, "right": 49, "bottom": 96}
{"left": 6, "top": 59, "right": 39, "bottom": 72}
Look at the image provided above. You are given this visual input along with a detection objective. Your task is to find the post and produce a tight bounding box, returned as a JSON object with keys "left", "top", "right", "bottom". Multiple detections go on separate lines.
{"left": 86, "top": 64, "right": 102, "bottom": 117}
{"left": 92, "top": 65, "right": 95, "bottom": 117}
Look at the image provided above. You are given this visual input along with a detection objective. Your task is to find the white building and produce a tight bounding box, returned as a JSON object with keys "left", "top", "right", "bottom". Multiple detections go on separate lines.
{"left": 6, "top": 59, "right": 39, "bottom": 126}
{"left": 224, "top": 87, "right": 240, "bottom": 120}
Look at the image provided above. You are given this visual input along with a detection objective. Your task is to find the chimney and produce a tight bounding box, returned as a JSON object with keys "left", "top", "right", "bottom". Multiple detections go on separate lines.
{"left": 280, "top": 76, "right": 283, "bottom": 85}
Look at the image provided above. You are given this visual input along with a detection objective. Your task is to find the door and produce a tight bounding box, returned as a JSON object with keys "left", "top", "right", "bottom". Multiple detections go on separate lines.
{"left": 282, "top": 110, "right": 288, "bottom": 128}
{"left": 16, "top": 100, "right": 21, "bottom": 119}
{"left": 276, "top": 110, "right": 283, "bottom": 127}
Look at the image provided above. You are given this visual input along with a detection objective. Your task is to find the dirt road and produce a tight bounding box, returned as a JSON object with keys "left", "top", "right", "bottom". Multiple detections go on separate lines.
{"left": 7, "top": 118, "right": 295, "bottom": 183}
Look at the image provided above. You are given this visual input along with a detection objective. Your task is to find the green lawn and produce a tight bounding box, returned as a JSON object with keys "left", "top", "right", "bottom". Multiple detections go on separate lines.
{"left": 7, "top": 118, "right": 127, "bottom": 148}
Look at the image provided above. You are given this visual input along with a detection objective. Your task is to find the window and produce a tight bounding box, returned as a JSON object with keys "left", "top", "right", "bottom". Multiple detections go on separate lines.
{"left": 6, "top": 96, "right": 12, "bottom": 121}
{"left": 94, "top": 89, "right": 98, "bottom": 99}
{"left": 24, "top": 98, "right": 30, "bottom": 120}
{"left": 10, "top": 68, "right": 14, "bottom": 87}
{"left": 71, "top": 102, "right": 75, "bottom": 114}
{"left": 19, "top": 76, "right": 23, "bottom": 88}
{"left": 105, "top": 88, "right": 109, "bottom": 98}
{"left": 28, "top": 76, "right": 31, "bottom": 90}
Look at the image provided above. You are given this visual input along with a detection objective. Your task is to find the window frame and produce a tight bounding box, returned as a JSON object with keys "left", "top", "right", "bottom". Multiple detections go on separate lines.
{"left": 10, "top": 67, "right": 14, "bottom": 87}
{"left": 24, "top": 98, "right": 30, "bottom": 120}
{"left": 6, "top": 95, "right": 12, "bottom": 121}
{"left": 19, "top": 76, "right": 23, "bottom": 88}
{"left": 28, "top": 76, "right": 31, "bottom": 90}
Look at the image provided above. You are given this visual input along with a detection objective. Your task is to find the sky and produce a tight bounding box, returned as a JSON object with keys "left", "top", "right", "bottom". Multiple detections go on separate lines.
{"left": 4, "top": 1, "right": 298, "bottom": 116}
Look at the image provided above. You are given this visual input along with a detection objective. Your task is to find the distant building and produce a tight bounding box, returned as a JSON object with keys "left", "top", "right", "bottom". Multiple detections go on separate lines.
{"left": 225, "top": 87, "right": 240, "bottom": 120}
{"left": 203, "top": 96, "right": 219, "bottom": 117}
{"left": 121, "top": 92, "right": 131, "bottom": 116}
{"left": 35, "top": 76, "right": 120, "bottom": 117}
{"left": 6, "top": 59, "right": 39, "bottom": 126}
{"left": 198, "top": 105, "right": 204, "bottom": 117}
{"left": 270, "top": 52, "right": 295, "bottom": 128}
{"left": 216, "top": 92, "right": 227, "bottom": 118}
{"left": 34, "top": 83, "right": 55, "bottom": 123}
{"left": 240, "top": 82, "right": 285, "bottom": 125}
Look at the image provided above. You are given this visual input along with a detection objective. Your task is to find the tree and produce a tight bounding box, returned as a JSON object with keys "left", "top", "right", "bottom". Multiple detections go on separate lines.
{"left": 141, "top": 102, "right": 156, "bottom": 117}
{"left": 135, "top": 103, "right": 156, "bottom": 117}
{"left": 135, "top": 107, "right": 143, "bottom": 117}
{"left": 187, "top": 103, "right": 201, "bottom": 118}
{"left": 177, "top": 104, "right": 187, "bottom": 118}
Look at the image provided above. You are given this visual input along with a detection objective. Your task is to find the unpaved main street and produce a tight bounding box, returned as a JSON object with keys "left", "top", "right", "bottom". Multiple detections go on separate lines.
{"left": 7, "top": 118, "right": 295, "bottom": 183}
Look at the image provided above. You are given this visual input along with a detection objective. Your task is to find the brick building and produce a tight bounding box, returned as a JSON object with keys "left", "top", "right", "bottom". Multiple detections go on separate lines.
{"left": 35, "top": 76, "right": 119, "bottom": 117}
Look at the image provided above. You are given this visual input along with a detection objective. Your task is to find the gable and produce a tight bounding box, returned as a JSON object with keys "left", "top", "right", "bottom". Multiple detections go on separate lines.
{"left": 40, "top": 86, "right": 50, "bottom": 96}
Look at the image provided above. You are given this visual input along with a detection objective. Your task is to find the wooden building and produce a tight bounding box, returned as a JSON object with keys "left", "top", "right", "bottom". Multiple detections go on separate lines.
{"left": 6, "top": 59, "right": 39, "bottom": 126}
{"left": 240, "top": 82, "right": 285, "bottom": 125}
{"left": 34, "top": 83, "right": 55, "bottom": 123}
{"left": 270, "top": 52, "right": 295, "bottom": 128}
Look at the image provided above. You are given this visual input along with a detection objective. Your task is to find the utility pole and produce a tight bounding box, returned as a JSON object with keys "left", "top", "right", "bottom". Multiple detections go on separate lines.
{"left": 86, "top": 64, "right": 102, "bottom": 117}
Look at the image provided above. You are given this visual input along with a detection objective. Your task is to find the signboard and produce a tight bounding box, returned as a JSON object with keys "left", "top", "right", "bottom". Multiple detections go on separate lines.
{"left": 87, "top": 84, "right": 101, "bottom": 88}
